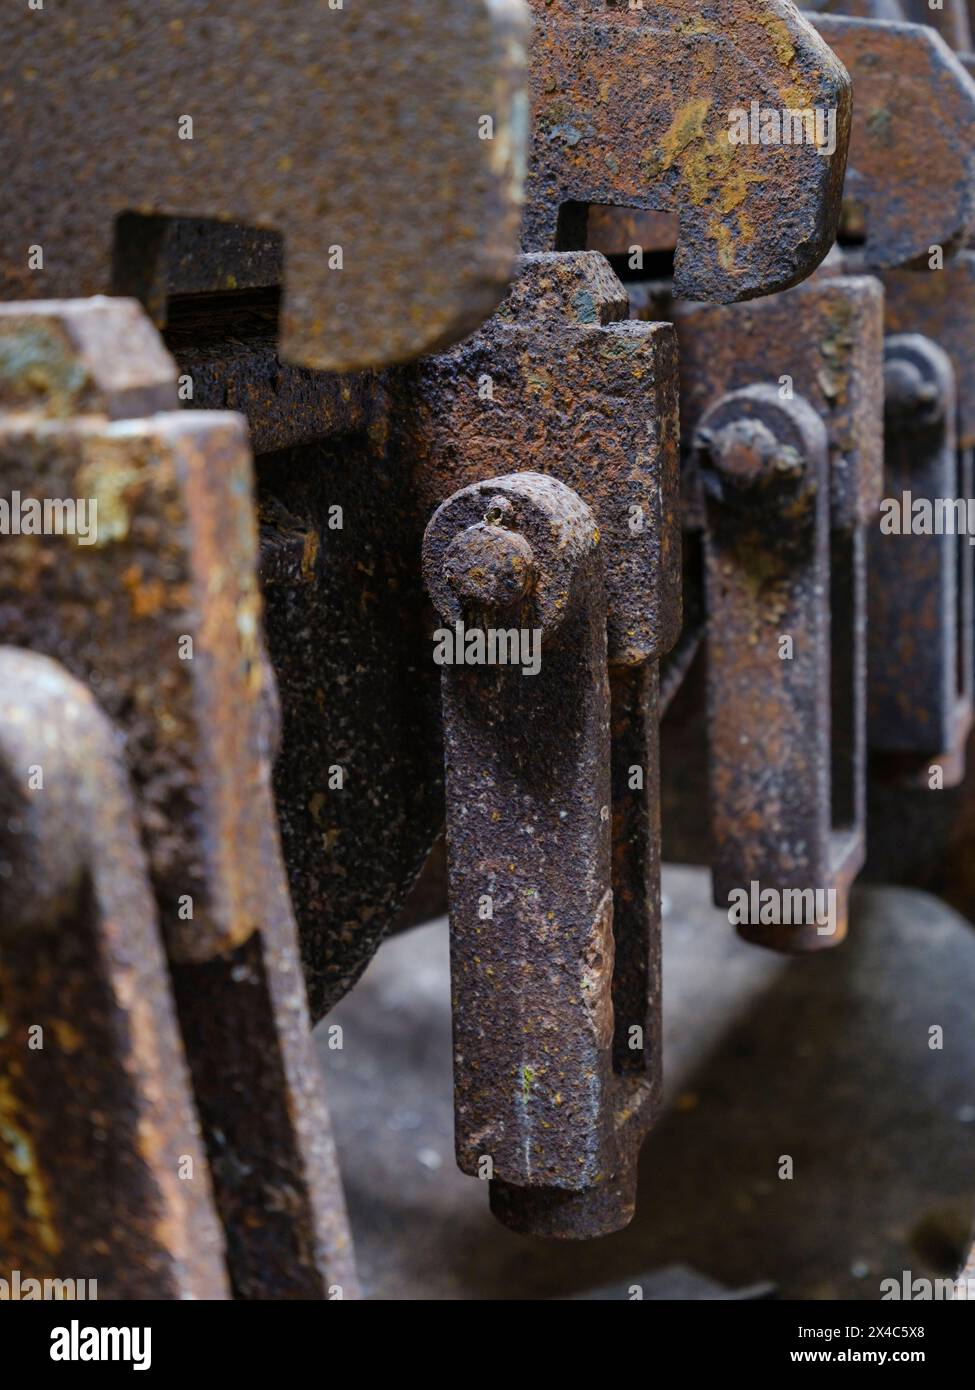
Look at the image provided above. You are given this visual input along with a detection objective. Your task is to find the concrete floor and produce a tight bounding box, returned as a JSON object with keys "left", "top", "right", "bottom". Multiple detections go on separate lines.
{"left": 316, "top": 867, "right": 975, "bottom": 1300}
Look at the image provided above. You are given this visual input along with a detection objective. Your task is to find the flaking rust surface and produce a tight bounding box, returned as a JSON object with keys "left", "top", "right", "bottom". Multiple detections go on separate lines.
{"left": 0, "top": 404, "right": 273, "bottom": 964}
{"left": 524, "top": 0, "right": 851, "bottom": 301}
{"left": 0, "top": 0, "right": 530, "bottom": 370}
{"left": 396, "top": 252, "right": 681, "bottom": 668}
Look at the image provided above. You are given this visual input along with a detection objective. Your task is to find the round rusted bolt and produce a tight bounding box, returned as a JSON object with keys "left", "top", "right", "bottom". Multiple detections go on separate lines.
{"left": 708, "top": 418, "right": 781, "bottom": 484}
{"left": 442, "top": 522, "right": 536, "bottom": 610}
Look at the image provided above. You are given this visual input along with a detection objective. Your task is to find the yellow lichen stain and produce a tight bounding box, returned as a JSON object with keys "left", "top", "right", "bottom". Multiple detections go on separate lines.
{"left": 75, "top": 447, "right": 146, "bottom": 547}
{"left": 50, "top": 1020, "right": 83, "bottom": 1055}
{"left": 300, "top": 528, "right": 319, "bottom": 581}
{"left": 660, "top": 98, "right": 711, "bottom": 173}
{"left": 658, "top": 100, "right": 767, "bottom": 274}
{"left": 710, "top": 219, "right": 737, "bottom": 273}
{"left": 0, "top": 1075, "right": 61, "bottom": 1257}
{"left": 736, "top": 209, "right": 756, "bottom": 247}
{"left": 781, "top": 81, "right": 816, "bottom": 115}
{"left": 747, "top": 9, "right": 795, "bottom": 70}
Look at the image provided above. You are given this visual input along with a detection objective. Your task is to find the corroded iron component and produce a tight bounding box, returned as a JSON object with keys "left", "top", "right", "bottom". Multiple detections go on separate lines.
{"left": 592, "top": 7, "right": 975, "bottom": 272}
{"left": 0, "top": 0, "right": 530, "bottom": 371}
{"left": 406, "top": 257, "right": 677, "bottom": 1209}
{"left": 695, "top": 386, "right": 864, "bottom": 950}
{"left": 0, "top": 647, "right": 228, "bottom": 1299}
{"left": 256, "top": 430, "right": 444, "bottom": 1022}
{"left": 869, "top": 334, "right": 972, "bottom": 782}
{"left": 0, "top": 299, "right": 357, "bottom": 1297}
{"left": 423, "top": 472, "right": 658, "bottom": 1238}
{"left": 0, "top": 302, "right": 271, "bottom": 966}
{"left": 878, "top": 259, "right": 975, "bottom": 788}
{"left": 246, "top": 252, "right": 679, "bottom": 1024}
{"left": 807, "top": 13, "right": 975, "bottom": 267}
{"left": 165, "top": 296, "right": 445, "bottom": 1020}
{"left": 400, "top": 252, "right": 681, "bottom": 667}
{"left": 646, "top": 276, "right": 881, "bottom": 931}
{"left": 638, "top": 273, "right": 885, "bottom": 530}
{"left": 523, "top": 0, "right": 851, "bottom": 302}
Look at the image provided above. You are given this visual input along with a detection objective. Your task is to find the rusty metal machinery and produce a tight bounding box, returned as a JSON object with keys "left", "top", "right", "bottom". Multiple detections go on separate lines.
{"left": 2, "top": 0, "right": 975, "bottom": 1305}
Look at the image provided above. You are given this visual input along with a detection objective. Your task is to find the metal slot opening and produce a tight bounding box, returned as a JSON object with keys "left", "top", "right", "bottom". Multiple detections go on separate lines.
{"left": 829, "top": 529, "right": 858, "bottom": 838}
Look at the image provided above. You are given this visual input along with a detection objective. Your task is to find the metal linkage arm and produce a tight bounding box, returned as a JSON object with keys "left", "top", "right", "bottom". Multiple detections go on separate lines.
{"left": 423, "top": 472, "right": 658, "bottom": 1238}
{"left": 694, "top": 386, "right": 864, "bottom": 950}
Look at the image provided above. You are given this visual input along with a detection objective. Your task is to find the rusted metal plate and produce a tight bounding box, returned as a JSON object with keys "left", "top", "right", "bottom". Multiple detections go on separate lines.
{"left": 398, "top": 252, "right": 681, "bottom": 667}
{"left": 0, "top": 647, "right": 229, "bottom": 1299}
{"left": 0, "top": 299, "right": 357, "bottom": 1297}
{"left": 808, "top": 14, "right": 975, "bottom": 266}
{"left": 525, "top": 0, "right": 851, "bottom": 302}
{"left": 423, "top": 472, "right": 658, "bottom": 1238}
{"left": 256, "top": 430, "right": 445, "bottom": 1023}
{"left": 166, "top": 298, "right": 441, "bottom": 1020}
{"left": 0, "top": 0, "right": 530, "bottom": 371}
{"left": 695, "top": 386, "right": 864, "bottom": 949}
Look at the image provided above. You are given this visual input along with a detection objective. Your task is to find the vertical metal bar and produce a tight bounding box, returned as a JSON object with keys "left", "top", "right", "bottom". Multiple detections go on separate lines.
{"left": 424, "top": 472, "right": 655, "bottom": 1237}
{"left": 696, "top": 385, "right": 863, "bottom": 949}
{"left": 0, "top": 648, "right": 229, "bottom": 1298}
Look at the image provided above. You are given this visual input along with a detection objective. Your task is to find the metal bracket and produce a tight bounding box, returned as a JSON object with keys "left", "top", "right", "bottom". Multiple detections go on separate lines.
{"left": 695, "top": 386, "right": 864, "bottom": 949}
